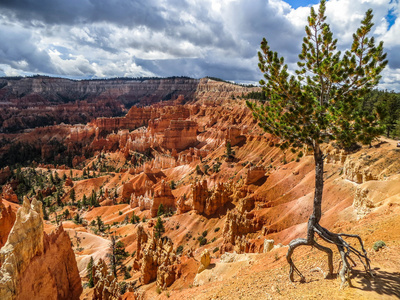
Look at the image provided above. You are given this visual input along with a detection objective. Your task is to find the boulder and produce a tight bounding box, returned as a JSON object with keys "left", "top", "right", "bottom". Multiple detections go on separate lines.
{"left": 197, "top": 249, "right": 211, "bottom": 273}
{"left": 263, "top": 239, "right": 274, "bottom": 253}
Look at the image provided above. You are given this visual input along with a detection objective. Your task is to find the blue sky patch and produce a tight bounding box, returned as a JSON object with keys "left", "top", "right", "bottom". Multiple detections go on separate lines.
{"left": 386, "top": 7, "right": 397, "bottom": 30}
{"left": 283, "top": 0, "right": 320, "bottom": 9}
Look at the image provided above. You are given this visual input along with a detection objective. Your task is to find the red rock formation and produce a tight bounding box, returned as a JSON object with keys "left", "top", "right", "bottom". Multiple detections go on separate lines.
{"left": 162, "top": 120, "right": 198, "bottom": 151}
{"left": 100, "top": 199, "right": 115, "bottom": 206}
{"left": 65, "top": 177, "right": 74, "bottom": 187}
{"left": 221, "top": 209, "right": 263, "bottom": 254}
{"left": 151, "top": 180, "right": 175, "bottom": 217}
{"left": 245, "top": 166, "right": 266, "bottom": 185}
{"left": 0, "top": 197, "right": 82, "bottom": 299}
{"left": 18, "top": 225, "right": 83, "bottom": 300}
{"left": 0, "top": 201, "right": 16, "bottom": 248}
{"left": 197, "top": 249, "right": 211, "bottom": 273}
{"left": 176, "top": 195, "right": 191, "bottom": 215}
{"left": 1, "top": 184, "right": 18, "bottom": 204}
{"left": 132, "top": 225, "right": 180, "bottom": 289}
{"left": 72, "top": 155, "right": 86, "bottom": 168}
{"left": 226, "top": 126, "right": 246, "bottom": 146}
{"left": 191, "top": 180, "right": 233, "bottom": 216}
{"left": 0, "top": 167, "right": 11, "bottom": 185}
{"left": 192, "top": 180, "right": 209, "bottom": 213}
{"left": 91, "top": 259, "right": 121, "bottom": 300}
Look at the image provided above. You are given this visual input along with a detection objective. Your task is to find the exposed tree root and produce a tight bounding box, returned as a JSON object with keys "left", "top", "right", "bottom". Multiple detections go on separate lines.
{"left": 286, "top": 222, "right": 372, "bottom": 286}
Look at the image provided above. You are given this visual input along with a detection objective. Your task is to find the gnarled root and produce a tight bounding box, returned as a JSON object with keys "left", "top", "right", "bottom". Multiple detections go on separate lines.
{"left": 286, "top": 223, "right": 371, "bottom": 286}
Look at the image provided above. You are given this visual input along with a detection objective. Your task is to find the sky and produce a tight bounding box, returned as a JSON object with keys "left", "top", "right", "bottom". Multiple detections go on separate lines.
{"left": 0, "top": 0, "right": 399, "bottom": 91}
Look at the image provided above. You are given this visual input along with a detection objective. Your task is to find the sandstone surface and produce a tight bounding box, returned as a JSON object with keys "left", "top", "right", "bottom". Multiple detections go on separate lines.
{"left": 0, "top": 197, "right": 82, "bottom": 300}
{"left": 0, "top": 201, "right": 16, "bottom": 248}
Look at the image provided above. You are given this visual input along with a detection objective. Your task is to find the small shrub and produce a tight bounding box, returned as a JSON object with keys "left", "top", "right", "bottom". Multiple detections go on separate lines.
{"left": 213, "top": 247, "right": 219, "bottom": 253}
{"left": 373, "top": 240, "right": 386, "bottom": 251}
{"left": 176, "top": 245, "right": 184, "bottom": 255}
{"left": 202, "top": 230, "right": 208, "bottom": 237}
{"left": 124, "top": 269, "right": 131, "bottom": 279}
{"left": 119, "top": 281, "right": 127, "bottom": 294}
{"left": 156, "top": 286, "right": 162, "bottom": 294}
{"left": 119, "top": 211, "right": 122, "bottom": 215}
{"left": 214, "top": 227, "right": 220, "bottom": 232}
{"left": 198, "top": 236, "right": 207, "bottom": 246}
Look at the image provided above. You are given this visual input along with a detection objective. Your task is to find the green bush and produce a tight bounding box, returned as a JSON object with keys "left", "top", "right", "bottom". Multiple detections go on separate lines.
{"left": 119, "top": 281, "right": 127, "bottom": 294}
{"left": 198, "top": 236, "right": 207, "bottom": 246}
{"left": 176, "top": 245, "right": 184, "bottom": 255}
{"left": 213, "top": 247, "right": 219, "bottom": 253}
{"left": 124, "top": 269, "right": 131, "bottom": 279}
{"left": 373, "top": 240, "right": 386, "bottom": 251}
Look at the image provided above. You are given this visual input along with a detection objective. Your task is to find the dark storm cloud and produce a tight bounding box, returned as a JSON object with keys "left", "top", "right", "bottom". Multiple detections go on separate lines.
{"left": 0, "top": 25, "right": 54, "bottom": 73}
{"left": 135, "top": 55, "right": 259, "bottom": 82}
{"left": 0, "top": 0, "right": 167, "bottom": 29}
{"left": 386, "top": 45, "right": 400, "bottom": 69}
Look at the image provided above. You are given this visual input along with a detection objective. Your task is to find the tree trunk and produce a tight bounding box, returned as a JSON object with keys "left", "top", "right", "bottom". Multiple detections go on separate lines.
{"left": 306, "top": 144, "right": 324, "bottom": 242}
{"left": 286, "top": 143, "right": 372, "bottom": 285}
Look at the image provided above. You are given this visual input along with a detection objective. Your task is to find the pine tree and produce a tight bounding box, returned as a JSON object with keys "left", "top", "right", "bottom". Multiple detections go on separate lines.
{"left": 226, "top": 141, "right": 232, "bottom": 157}
{"left": 109, "top": 236, "right": 128, "bottom": 277}
{"left": 70, "top": 188, "right": 76, "bottom": 205}
{"left": 54, "top": 172, "right": 60, "bottom": 184}
{"left": 82, "top": 194, "right": 87, "bottom": 207}
{"left": 90, "top": 190, "right": 98, "bottom": 207}
{"left": 247, "top": 0, "right": 387, "bottom": 285}
{"left": 131, "top": 211, "right": 140, "bottom": 224}
{"left": 375, "top": 92, "right": 400, "bottom": 138}
{"left": 56, "top": 192, "right": 62, "bottom": 207}
{"left": 96, "top": 216, "right": 104, "bottom": 232}
{"left": 64, "top": 209, "right": 70, "bottom": 220}
{"left": 154, "top": 217, "right": 165, "bottom": 239}
{"left": 157, "top": 203, "right": 165, "bottom": 217}
{"left": 49, "top": 173, "right": 55, "bottom": 185}
{"left": 87, "top": 256, "right": 94, "bottom": 288}
{"left": 42, "top": 203, "right": 49, "bottom": 221}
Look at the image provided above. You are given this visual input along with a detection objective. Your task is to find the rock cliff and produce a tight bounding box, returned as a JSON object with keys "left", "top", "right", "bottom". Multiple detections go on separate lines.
{"left": 0, "top": 76, "right": 200, "bottom": 132}
{"left": 0, "top": 197, "right": 82, "bottom": 300}
{"left": 0, "top": 201, "right": 16, "bottom": 248}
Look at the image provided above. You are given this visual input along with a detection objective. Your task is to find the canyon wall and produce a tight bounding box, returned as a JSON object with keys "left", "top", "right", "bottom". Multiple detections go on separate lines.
{"left": 0, "top": 76, "right": 200, "bottom": 132}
